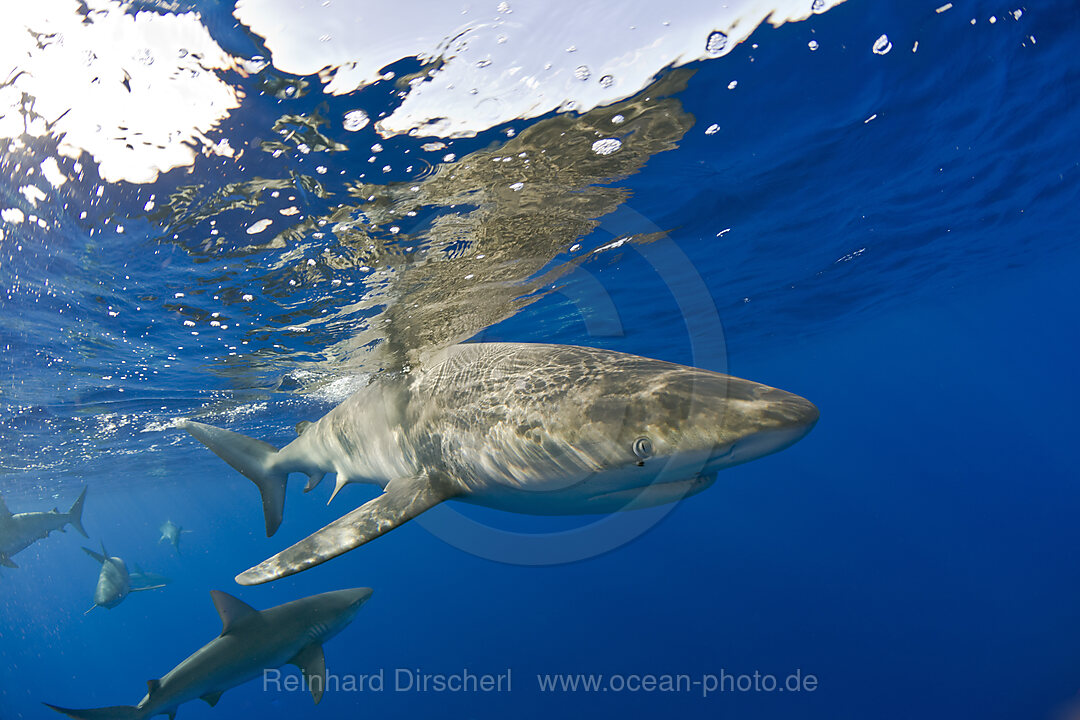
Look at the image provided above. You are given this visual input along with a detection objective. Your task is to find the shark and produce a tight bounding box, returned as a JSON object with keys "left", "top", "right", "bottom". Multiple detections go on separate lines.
{"left": 157, "top": 521, "right": 187, "bottom": 555}
{"left": 0, "top": 487, "right": 88, "bottom": 568}
{"left": 84, "top": 543, "right": 167, "bottom": 614}
{"left": 181, "top": 343, "right": 818, "bottom": 585}
{"left": 130, "top": 564, "right": 172, "bottom": 590}
{"left": 45, "top": 587, "right": 373, "bottom": 719}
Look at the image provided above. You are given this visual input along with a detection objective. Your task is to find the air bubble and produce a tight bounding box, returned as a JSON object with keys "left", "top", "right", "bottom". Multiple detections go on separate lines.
{"left": 811, "top": 0, "right": 825, "bottom": 12}
{"left": 599, "top": 74, "right": 614, "bottom": 88}
{"left": 872, "top": 34, "right": 892, "bottom": 55}
{"left": 574, "top": 65, "right": 591, "bottom": 81}
{"left": 808, "top": 40, "right": 819, "bottom": 51}
{"left": 705, "top": 31, "right": 728, "bottom": 56}
{"left": 343, "top": 110, "right": 370, "bottom": 131}
{"left": 591, "top": 138, "right": 622, "bottom": 155}
{"left": 705, "top": 124, "right": 720, "bottom": 135}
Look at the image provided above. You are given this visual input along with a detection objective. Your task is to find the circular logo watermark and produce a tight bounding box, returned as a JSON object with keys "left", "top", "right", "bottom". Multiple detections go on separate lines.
{"left": 413, "top": 203, "right": 728, "bottom": 565}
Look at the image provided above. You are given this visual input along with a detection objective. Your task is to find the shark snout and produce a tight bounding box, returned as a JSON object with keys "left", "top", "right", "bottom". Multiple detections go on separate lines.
{"left": 712, "top": 387, "right": 819, "bottom": 468}
{"left": 335, "top": 587, "right": 374, "bottom": 618}
{"left": 350, "top": 587, "right": 375, "bottom": 607}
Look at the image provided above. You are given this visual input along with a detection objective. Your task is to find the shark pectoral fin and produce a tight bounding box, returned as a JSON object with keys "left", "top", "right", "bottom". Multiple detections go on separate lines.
{"left": 130, "top": 584, "right": 167, "bottom": 592}
{"left": 0, "top": 554, "right": 17, "bottom": 569}
{"left": 82, "top": 547, "right": 106, "bottom": 565}
{"left": 210, "top": 590, "right": 260, "bottom": 634}
{"left": 236, "top": 473, "right": 457, "bottom": 585}
{"left": 291, "top": 643, "right": 327, "bottom": 704}
{"left": 0, "top": 494, "right": 11, "bottom": 520}
{"left": 200, "top": 690, "right": 224, "bottom": 707}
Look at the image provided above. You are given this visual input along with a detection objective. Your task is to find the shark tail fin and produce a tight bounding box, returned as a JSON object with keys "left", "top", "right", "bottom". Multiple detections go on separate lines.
{"left": 67, "top": 487, "right": 89, "bottom": 538}
{"left": 43, "top": 703, "right": 141, "bottom": 720}
{"left": 179, "top": 420, "right": 287, "bottom": 536}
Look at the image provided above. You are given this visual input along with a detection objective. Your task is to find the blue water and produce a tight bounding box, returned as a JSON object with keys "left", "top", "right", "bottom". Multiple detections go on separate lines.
{"left": 3, "top": 1, "right": 1080, "bottom": 718}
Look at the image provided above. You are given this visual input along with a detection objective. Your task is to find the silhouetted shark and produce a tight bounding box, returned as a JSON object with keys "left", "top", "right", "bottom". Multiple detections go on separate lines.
{"left": 0, "top": 487, "right": 88, "bottom": 568}
{"left": 46, "top": 587, "right": 373, "bottom": 719}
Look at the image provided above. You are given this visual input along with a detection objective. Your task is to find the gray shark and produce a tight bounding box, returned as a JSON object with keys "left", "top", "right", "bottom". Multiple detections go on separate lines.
{"left": 181, "top": 342, "right": 818, "bottom": 585}
{"left": 45, "top": 587, "right": 373, "bottom": 719}
{"left": 130, "top": 564, "right": 172, "bottom": 590}
{"left": 157, "top": 521, "right": 186, "bottom": 554}
{"left": 84, "top": 543, "right": 166, "bottom": 614}
{"left": 0, "top": 487, "right": 88, "bottom": 568}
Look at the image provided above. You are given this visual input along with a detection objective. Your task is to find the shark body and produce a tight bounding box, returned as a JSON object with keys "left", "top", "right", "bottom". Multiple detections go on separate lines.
{"left": 84, "top": 543, "right": 166, "bottom": 613}
{"left": 157, "top": 521, "right": 185, "bottom": 554}
{"left": 181, "top": 342, "right": 818, "bottom": 585}
{"left": 46, "top": 587, "right": 373, "bottom": 720}
{"left": 0, "top": 487, "right": 88, "bottom": 568}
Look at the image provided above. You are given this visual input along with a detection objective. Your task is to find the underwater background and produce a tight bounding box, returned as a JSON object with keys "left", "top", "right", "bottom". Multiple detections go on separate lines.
{"left": 2, "top": 0, "right": 1079, "bottom": 718}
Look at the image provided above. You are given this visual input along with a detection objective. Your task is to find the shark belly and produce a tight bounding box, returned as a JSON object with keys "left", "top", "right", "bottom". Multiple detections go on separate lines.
{"left": 143, "top": 635, "right": 303, "bottom": 715}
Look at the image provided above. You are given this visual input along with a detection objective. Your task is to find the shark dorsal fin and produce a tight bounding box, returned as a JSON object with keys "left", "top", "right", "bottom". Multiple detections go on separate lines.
{"left": 147, "top": 679, "right": 161, "bottom": 697}
{"left": 201, "top": 690, "right": 224, "bottom": 707}
{"left": 82, "top": 546, "right": 107, "bottom": 565}
{"left": 210, "top": 590, "right": 258, "bottom": 634}
{"left": 291, "top": 643, "right": 327, "bottom": 704}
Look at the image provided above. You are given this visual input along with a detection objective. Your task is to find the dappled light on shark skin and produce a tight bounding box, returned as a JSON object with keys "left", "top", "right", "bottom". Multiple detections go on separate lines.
{"left": 180, "top": 343, "right": 818, "bottom": 584}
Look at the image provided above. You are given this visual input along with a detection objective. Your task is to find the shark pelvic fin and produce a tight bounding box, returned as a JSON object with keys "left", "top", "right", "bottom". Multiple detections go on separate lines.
{"left": 67, "top": 487, "right": 89, "bottom": 538}
{"left": 43, "top": 702, "right": 141, "bottom": 720}
{"left": 236, "top": 472, "right": 457, "bottom": 585}
{"left": 295, "top": 421, "right": 313, "bottom": 436}
{"left": 210, "top": 590, "right": 259, "bottom": 634}
{"left": 146, "top": 680, "right": 161, "bottom": 697}
{"left": 179, "top": 420, "right": 288, "bottom": 536}
{"left": 326, "top": 476, "right": 350, "bottom": 505}
{"left": 200, "top": 690, "right": 224, "bottom": 707}
{"left": 291, "top": 643, "right": 327, "bottom": 704}
{"left": 0, "top": 553, "right": 17, "bottom": 569}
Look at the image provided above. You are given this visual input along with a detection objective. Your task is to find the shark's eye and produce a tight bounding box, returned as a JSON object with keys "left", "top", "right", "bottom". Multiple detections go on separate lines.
{"left": 632, "top": 436, "right": 653, "bottom": 459}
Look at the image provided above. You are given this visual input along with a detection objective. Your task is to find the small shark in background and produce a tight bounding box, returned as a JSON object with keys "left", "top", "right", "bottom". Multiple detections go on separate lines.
{"left": 157, "top": 521, "right": 188, "bottom": 555}
{"left": 45, "top": 587, "right": 373, "bottom": 719}
{"left": 83, "top": 543, "right": 166, "bottom": 614}
{"left": 181, "top": 342, "right": 818, "bottom": 585}
{"left": 0, "top": 487, "right": 88, "bottom": 568}
{"left": 129, "top": 564, "right": 172, "bottom": 591}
